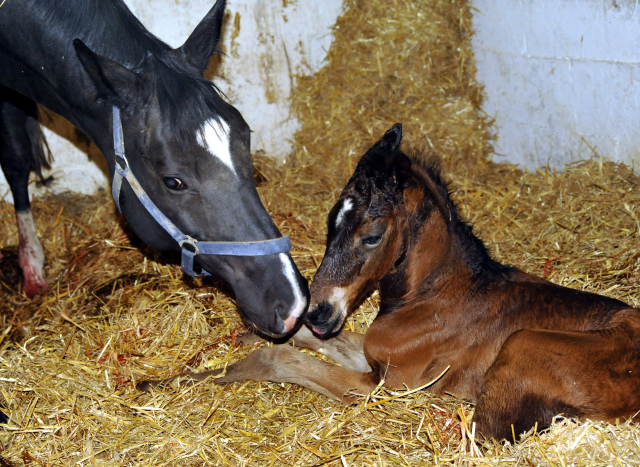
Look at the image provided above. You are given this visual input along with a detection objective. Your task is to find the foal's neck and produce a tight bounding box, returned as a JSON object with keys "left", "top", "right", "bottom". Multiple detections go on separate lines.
{"left": 378, "top": 175, "right": 491, "bottom": 310}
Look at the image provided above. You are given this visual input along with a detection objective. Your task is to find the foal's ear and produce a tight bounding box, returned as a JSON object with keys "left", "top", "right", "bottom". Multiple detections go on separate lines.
{"left": 74, "top": 39, "right": 143, "bottom": 109}
{"left": 374, "top": 123, "right": 403, "bottom": 153}
{"left": 176, "top": 0, "right": 226, "bottom": 74}
{"left": 392, "top": 152, "right": 412, "bottom": 190}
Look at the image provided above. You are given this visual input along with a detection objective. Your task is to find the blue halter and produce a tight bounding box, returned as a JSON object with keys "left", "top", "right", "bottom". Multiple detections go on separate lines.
{"left": 110, "top": 106, "right": 291, "bottom": 277}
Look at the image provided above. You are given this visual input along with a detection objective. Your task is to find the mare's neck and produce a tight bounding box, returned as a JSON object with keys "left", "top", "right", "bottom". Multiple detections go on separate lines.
{"left": 0, "top": 0, "right": 168, "bottom": 162}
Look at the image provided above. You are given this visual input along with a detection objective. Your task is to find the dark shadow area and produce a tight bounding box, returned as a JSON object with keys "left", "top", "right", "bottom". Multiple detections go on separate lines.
{"left": 0, "top": 248, "right": 21, "bottom": 295}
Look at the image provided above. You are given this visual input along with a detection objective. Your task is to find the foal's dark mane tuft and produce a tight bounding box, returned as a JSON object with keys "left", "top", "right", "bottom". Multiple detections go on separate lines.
{"left": 408, "top": 157, "right": 513, "bottom": 279}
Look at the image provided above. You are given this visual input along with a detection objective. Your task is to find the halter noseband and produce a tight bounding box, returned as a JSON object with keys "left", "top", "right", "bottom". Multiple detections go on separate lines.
{"left": 110, "top": 106, "right": 291, "bottom": 277}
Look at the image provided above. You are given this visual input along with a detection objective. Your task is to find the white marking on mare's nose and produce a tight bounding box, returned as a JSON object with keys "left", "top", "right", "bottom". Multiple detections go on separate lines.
{"left": 335, "top": 198, "right": 353, "bottom": 228}
{"left": 197, "top": 117, "right": 235, "bottom": 174}
{"left": 279, "top": 252, "right": 307, "bottom": 332}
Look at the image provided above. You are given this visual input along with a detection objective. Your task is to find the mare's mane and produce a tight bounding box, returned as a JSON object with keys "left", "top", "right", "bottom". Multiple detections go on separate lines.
{"left": 408, "top": 157, "right": 513, "bottom": 279}
{"left": 31, "top": 0, "right": 228, "bottom": 142}
{"left": 33, "top": 0, "right": 166, "bottom": 69}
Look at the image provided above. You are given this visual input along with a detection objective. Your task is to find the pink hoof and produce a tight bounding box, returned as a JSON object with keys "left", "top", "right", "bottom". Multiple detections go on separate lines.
{"left": 22, "top": 264, "right": 48, "bottom": 297}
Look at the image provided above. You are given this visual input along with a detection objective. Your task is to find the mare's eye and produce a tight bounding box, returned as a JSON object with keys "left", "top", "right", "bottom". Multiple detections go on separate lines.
{"left": 163, "top": 177, "right": 187, "bottom": 190}
{"left": 362, "top": 235, "right": 382, "bottom": 247}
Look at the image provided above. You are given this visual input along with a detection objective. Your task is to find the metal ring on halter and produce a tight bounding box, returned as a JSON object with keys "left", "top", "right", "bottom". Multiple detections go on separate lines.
{"left": 114, "top": 154, "right": 130, "bottom": 177}
{"left": 179, "top": 236, "right": 200, "bottom": 255}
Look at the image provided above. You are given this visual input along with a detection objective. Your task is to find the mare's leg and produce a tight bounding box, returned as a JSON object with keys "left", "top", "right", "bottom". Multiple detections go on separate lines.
{"left": 0, "top": 88, "right": 50, "bottom": 296}
{"left": 240, "top": 326, "right": 371, "bottom": 372}
{"left": 139, "top": 344, "right": 378, "bottom": 402}
{"left": 474, "top": 315, "right": 640, "bottom": 441}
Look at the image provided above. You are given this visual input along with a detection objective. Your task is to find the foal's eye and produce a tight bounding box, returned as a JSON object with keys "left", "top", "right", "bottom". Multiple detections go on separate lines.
{"left": 162, "top": 177, "right": 187, "bottom": 190}
{"left": 362, "top": 235, "right": 382, "bottom": 247}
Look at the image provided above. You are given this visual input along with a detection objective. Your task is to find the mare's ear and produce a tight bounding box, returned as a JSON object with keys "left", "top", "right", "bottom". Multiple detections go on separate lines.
{"left": 373, "top": 123, "right": 403, "bottom": 153}
{"left": 176, "top": 0, "right": 226, "bottom": 74}
{"left": 74, "top": 39, "right": 143, "bottom": 109}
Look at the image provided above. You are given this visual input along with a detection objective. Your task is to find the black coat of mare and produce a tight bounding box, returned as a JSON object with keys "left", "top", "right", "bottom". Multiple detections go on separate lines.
{"left": 0, "top": 0, "right": 308, "bottom": 337}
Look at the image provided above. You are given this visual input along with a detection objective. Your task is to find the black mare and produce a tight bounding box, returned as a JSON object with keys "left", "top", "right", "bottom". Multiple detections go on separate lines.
{"left": 0, "top": 0, "right": 308, "bottom": 337}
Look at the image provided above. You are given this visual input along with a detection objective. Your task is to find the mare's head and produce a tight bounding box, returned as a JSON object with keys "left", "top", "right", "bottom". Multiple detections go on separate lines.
{"left": 72, "top": 0, "right": 308, "bottom": 337}
{"left": 308, "top": 124, "right": 489, "bottom": 337}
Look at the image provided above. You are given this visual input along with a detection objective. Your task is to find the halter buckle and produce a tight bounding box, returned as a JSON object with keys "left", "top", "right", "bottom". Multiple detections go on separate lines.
{"left": 179, "top": 236, "right": 200, "bottom": 255}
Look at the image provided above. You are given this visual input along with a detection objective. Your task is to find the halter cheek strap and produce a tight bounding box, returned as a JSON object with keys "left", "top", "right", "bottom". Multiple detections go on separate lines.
{"left": 111, "top": 106, "right": 291, "bottom": 277}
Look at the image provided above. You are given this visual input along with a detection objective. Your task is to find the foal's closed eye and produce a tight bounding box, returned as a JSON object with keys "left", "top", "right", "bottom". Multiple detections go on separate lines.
{"left": 362, "top": 235, "right": 382, "bottom": 247}
{"left": 162, "top": 177, "right": 188, "bottom": 190}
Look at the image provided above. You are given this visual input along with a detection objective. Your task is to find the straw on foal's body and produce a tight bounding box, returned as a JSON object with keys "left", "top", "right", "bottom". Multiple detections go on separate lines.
{"left": 155, "top": 125, "right": 640, "bottom": 440}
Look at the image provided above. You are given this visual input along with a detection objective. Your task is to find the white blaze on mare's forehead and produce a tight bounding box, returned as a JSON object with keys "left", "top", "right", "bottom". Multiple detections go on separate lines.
{"left": 335, "top": 198, "right": 353, "bottom": 228}
{"left": 197, "top": 117, "right": 236, "bottom": 174}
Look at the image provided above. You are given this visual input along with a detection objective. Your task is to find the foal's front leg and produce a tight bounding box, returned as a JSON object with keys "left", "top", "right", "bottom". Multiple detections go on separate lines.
{"left": 240, "top": 326, "right": 371, "bottom": 372}
{"left": 152, "top": 345, "right": 378, "bottom": 402}
{"left": 139, "top": 327, "right": 376, "bottom": 401}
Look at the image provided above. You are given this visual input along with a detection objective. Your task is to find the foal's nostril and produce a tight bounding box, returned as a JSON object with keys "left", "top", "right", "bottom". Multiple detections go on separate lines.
{"left": 307, "top": 302, "right": 334, "bottom": 324}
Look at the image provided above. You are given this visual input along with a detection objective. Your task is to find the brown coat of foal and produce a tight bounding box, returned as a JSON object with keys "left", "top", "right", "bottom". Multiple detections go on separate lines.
{"left": 142, "top": 124, "right": 640, "bottom": 440}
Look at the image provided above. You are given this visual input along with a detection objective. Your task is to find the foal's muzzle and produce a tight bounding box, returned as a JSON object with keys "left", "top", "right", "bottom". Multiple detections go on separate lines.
{"left": 305, "top": 302, "right": 344, "bottom": 339}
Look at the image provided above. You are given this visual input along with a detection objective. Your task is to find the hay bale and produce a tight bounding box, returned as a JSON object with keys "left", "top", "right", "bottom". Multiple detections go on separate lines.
{"left": 1, "top": 0, "right": 640, "bottom": 465}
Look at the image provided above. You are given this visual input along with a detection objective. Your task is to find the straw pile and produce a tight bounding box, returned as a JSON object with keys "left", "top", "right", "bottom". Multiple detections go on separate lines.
{"left": 2, "top": 0, "right": 640, "bottom": 465}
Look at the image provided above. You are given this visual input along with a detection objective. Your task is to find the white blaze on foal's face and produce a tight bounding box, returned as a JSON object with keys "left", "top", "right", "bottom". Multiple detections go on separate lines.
{"left": 328, "top": 286, "right": 350, "bottom": 321}
{"left": 335, "top": 198, "right": 353, "bottom": 228}
{"left": 197, "top": 117, "right": 235, "bottom": 174}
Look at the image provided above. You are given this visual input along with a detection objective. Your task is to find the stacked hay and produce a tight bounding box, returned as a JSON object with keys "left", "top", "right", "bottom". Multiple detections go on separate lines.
{"left": 1, "top": 0, "right": 640, "bottom": 465}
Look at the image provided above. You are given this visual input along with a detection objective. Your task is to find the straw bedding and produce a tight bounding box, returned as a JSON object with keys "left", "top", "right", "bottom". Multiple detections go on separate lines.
{"left": 1, "top": 0, "right": 640, "bottom": 465}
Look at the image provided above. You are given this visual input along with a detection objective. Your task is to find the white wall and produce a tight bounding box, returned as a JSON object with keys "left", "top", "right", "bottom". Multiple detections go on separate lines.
{"left": 472, "top": 0, "right": 640, "bottom": 169}
{"left": 0, "top": 0, "right": 343, "bottom": 204}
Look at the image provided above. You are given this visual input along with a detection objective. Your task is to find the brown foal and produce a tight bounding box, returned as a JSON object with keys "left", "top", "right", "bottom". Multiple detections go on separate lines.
{"left": 141, "top": 124, "right": 640, "bottom": 440}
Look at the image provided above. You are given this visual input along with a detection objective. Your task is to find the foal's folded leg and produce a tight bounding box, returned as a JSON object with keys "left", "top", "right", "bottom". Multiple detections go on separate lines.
{"left": 214, "top": 345, "right": 378, "bottom": 402}
{"left": 239, "top": 326, "right": 371, "bottom": 372}
{"left": 288, "top": 326, "right": 371, "bottom": 372}
{"left": 139, "top": 345, "right": 378, "bottom": 402}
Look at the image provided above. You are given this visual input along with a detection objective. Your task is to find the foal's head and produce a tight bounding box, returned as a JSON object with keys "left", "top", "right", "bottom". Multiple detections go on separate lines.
{"left": 307, "top": 124, "right": 492, "bottom": 337}
{"left": 307, "top": 124, "right": 413, "bottom": 337}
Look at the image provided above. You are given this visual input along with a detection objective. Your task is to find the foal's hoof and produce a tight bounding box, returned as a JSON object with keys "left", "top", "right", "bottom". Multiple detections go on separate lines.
{"left": 137, "top": 369, "right": 225, "bottom": 392}
{"left": 136, "top": 375, "right": 192, "bottom": 392}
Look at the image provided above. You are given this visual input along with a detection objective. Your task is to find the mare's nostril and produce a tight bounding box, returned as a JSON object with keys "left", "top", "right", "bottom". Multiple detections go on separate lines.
{"left": 274, "top": 303, "right": 287, "bottom": 321}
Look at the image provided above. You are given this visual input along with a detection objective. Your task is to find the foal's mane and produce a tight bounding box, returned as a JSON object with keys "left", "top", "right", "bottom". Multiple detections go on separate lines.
{"left": 408, "top": 157, "right": 512, "bottom": 278}
{"left": 32, "top": 0, "right": 228, "bottom": 142}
